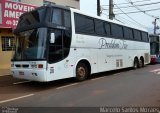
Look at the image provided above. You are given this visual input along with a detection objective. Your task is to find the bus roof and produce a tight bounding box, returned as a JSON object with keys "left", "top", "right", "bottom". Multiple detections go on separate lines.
{"left": 70, "top": 8, "right": 148, "bottom": 33}
{"left": 18, "top": 4, "right": 148, "bottom": 33}
{"left": 19, "top": 4, "right": 70, "bottom": 19}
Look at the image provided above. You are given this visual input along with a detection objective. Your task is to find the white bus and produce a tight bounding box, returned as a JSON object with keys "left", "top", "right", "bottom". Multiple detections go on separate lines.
{"left": 11, "top": 5, "right": 150, "bottom": 82}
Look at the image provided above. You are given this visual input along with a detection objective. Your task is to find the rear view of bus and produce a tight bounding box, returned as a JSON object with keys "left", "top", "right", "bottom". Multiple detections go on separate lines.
{"left": 150, "top": 34, "right": 160, "bottom": 64}
{"left": 11, "top": 5, "right": 72, "bottom": 82}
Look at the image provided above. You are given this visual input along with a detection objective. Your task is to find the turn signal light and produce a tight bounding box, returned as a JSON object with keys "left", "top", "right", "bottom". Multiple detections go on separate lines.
{"left": 38, "top": 64, "right": 43, "bottom": 68}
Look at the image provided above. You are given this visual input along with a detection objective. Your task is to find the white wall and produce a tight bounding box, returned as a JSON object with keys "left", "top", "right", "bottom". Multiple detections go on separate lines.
{"left": 48, "top": 0, "right": 80, "bottom": 9}
{"left": 21, "top": 0, "right": 43, "bottom": 6}
{"left": 21, "top": 0, "right": 80, "bottom": 9}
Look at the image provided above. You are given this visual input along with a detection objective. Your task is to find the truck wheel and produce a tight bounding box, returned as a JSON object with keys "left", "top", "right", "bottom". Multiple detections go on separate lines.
{"left": 76, "top": 63, "right": 88, "bottom": 81}
{"left": 139, "top": 58, "right": 144, "bottom": 68}
{"left": 133, "top": 58, "right": 139, "bottom": 69}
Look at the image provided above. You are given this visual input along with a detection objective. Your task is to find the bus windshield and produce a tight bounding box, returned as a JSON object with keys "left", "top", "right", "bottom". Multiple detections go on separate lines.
{"left": 12, "top": 28, "right": 47, "bottom": 61}
{"left": 17, "top": 8, "right": 46, "bottom": 28}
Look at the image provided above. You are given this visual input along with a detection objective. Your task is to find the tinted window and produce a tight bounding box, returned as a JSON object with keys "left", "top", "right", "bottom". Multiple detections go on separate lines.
{"left": 74, "top": 13, "right": 94, "bottom": 34}
{"left": 52, "top": 9, "right": 71, "bottom": 28}
{"left": 124, "top": 27, "right": 133, "bottom": 40}
{"left": 104, "top": 22, "right": 111, "bottom": 36}
{"left": 52, "top": 8, "right": 62, "bottom": 26}
{"left": 95, "top": 20, "right": 105, "bottom": 35}
{"left": 150, "top": 43, "right": 159, "bottom": 55}
{"left": 142, "top": 32, "right": 148, "bottom": 42}
{"left": 13, "top": 28, "right": 47, "bottom": 61}
{"left": 133, "top": 30, "right": 141, "bottom": 41}
{"left": 64, "top": 11, "right": 71, "bottom": 28}
{"left": 111, "top": 24, "right": 123, "bottom": 38}
{"left": 17, "top": 8, "right": 46, "bottom": 27}
{"left": 48, "top": 29, "right": 71, "bottom": 63}
{"left": 150, "top": 35, "right": 159, "bottom": 42}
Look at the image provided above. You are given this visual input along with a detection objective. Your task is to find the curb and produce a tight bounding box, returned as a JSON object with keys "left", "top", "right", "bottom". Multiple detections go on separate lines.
{"left": 0, "top": 74, "right": 11, "bottom": 77}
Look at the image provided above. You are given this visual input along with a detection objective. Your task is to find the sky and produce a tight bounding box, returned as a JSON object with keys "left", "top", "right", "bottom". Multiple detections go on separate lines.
{"left": 80, "top": 0, "right": 160, "bottom": 34}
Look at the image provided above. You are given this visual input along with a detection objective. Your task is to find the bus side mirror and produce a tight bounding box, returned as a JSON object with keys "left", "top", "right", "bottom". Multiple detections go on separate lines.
{"left": 50, "top": 33, "right": 55, "bottom": 43}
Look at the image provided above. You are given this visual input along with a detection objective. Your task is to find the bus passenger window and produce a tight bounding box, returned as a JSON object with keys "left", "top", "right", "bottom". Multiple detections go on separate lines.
{"left": 124, "top": 27, "right": 133, "bottom": 40}
{"left": 64, "top": 11, "right": 71, "bottom": 28}
{"left": 111, "top": 24, "right": 123, "bottom": 38}
{"left": 133, "top": 30, "right": 142, "bottom": 41}
{"left": 52, "top": 9, "right": 62, "bottom": 26}
{"left": 95, "top": 20, "right": 105, "bottom": 35}
{"left": 104, "top": 23, "right": 111, "bottom": 36}
{"left": 142, "top": 32, "right": 149, "bottom": 42}
{"left": 74, "top": 13, "right": 94, "bottom": 34}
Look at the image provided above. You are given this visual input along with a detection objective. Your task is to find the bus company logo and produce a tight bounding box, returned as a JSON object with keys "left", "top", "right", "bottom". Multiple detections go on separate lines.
{"left": 98, "top": 38, "right": 128, "bottom": 49}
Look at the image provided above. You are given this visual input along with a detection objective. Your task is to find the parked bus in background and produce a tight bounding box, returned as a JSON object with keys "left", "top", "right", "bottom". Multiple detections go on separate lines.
{"left": 11, "top": 5, "right": 150, "bottom": 82}
{"left": 149, "top": 34, "right": 160, "bottom": 64}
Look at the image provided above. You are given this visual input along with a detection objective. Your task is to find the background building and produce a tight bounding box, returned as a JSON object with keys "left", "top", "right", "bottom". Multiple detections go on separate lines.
{"left": 0, "top": 0, "right": 80, "bottom": 69}
{"left": 23, "top": 0, "right": 80, "bottom": 9}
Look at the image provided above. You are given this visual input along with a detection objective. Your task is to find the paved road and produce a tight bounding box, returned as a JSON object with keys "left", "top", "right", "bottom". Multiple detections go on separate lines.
{"left": 0, "top": 64, "right": 160, "bottom": 112}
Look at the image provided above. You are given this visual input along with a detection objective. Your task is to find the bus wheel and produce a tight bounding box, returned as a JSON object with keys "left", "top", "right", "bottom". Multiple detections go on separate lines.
{"left": 139, "top": 58, "right": 144, "bottom": 68}
{"left": 76, "top": 63, "right": 88, "bottom": 81}
{"left": 133, "top": 58, "right": 139, "bottom": 69}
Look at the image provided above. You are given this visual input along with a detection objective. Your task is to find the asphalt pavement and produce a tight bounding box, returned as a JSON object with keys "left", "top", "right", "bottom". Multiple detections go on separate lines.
{"left": 0, "top": 64, "right": 160, "bottom": 113}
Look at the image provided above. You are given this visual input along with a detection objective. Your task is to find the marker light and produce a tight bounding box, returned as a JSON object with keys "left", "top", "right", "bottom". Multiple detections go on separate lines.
{"left": 38, "top": 64, "right": 43, "bottom": 68}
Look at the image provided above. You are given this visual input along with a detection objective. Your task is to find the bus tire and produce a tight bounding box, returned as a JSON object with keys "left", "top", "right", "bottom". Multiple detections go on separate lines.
{"left": 76, "top": 63, "right": 88, "bottom": 81}
{"left": 133, "top": 58, "right": 139, "bottom": 69}
{"left": 139, "top": 57, "right": 144, "bottom": 68}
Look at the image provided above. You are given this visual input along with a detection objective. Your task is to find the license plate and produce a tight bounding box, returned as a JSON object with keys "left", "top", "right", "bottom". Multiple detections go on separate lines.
{"left": 19, "top": 71, "right": 24, "bottom": 75}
